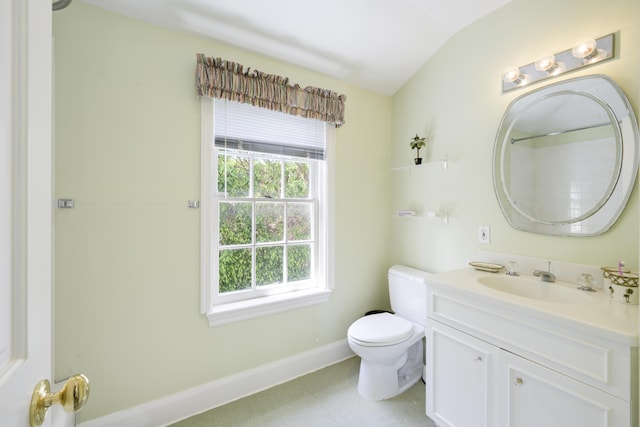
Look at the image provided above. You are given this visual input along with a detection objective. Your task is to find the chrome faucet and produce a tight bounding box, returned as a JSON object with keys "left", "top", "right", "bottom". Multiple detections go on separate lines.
{"left": 533, "top": 261, "right": 556, "bottom": 282}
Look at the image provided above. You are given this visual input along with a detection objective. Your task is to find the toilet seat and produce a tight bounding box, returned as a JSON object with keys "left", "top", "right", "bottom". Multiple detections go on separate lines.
{"left": 348, "top": 313, "right": 414, "bottom": 346}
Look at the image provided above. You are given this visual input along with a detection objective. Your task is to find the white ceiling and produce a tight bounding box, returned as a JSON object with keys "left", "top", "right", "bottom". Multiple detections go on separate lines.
{"left": 77, "top": 0, "right": 511, "bottom": 95}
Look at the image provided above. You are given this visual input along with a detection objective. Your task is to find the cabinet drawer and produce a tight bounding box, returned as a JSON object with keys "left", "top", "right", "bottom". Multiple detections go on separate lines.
{"left": 428, "top": 289, "right": 634, "bottom": 400}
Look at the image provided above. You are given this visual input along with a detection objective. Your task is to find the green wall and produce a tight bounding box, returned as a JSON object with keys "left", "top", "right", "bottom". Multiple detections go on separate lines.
{"left": 54, "top": 0, "right": 640, "bottom": 422}
{"left": 53, "top": 3, "right": 391, "bottom": 422}
{"left": 390, "top": 0, "right": 640, "bottom": 273}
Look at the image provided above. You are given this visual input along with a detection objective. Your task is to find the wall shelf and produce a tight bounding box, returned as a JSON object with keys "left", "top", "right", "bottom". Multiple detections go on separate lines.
{"left": 391, "top": 155, "right": 450, "bottom": 225}
{"left": 390, "top": 155, "right": 449, "bottom": 172}
{"left": 393, "top": 210, "right": 448, "bottom": 224}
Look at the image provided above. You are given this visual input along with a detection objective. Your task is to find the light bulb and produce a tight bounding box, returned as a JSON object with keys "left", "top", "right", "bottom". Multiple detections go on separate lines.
{"left": 534, "top": 54, "right": 558, "bottom": 73}
{"left": 502, "top": 67, "right": 524, "bottom": 84}
{"left": 572, "top": 39, "right": 598, "bottom": 61}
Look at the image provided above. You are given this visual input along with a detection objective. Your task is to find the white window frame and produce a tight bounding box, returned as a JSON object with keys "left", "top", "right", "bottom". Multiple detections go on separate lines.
{"left": 200, "top": 98, "right": 334, "bottom": 327}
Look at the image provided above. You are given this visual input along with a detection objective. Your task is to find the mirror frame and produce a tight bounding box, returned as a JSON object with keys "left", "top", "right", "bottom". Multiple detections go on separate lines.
{"left": 493, "top": 75, "right": 639, "bottom": 236}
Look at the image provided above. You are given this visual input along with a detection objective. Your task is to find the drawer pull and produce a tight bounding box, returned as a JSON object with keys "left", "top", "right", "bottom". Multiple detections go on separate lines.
{"left": 473, "top": 356, "right": 482, "bottom": 362}
{"left": 514, "top": 377, "right": 524, "bottom": 386}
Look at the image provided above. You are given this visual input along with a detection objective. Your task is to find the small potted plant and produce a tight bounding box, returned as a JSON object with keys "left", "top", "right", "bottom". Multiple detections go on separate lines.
{"left": 409, "top": 134, "right": 426, "bottom": 165}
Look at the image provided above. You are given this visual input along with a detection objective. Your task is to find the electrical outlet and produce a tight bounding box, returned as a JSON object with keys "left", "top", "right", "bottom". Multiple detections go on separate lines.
{"left": 478, "top": 225, "right": 490, "bottom": 244}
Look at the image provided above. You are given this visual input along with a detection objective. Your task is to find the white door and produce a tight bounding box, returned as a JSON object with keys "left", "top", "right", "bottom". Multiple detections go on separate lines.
{"left": 426, "top": 320, "right": 495, "bottom": 427}
{"left": 0, "top": 0, "right": 59, "bottom": 425}
{"left": 501, "top": 350, "right": 629, "bottom": 427}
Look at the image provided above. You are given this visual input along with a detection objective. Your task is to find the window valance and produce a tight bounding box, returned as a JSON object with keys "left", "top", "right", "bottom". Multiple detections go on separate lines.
{"left": 196, "top": 54, "right": 346, "bottom": 127}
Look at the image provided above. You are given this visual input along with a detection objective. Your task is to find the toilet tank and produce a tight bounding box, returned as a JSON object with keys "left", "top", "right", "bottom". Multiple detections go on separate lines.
{"left": 388, "top": 265, "right": 431, "bottom": 327}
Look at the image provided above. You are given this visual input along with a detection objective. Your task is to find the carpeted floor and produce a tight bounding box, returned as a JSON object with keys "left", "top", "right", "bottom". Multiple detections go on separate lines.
{"left": 170, "top": 356, "right": 437, "bottom": 427}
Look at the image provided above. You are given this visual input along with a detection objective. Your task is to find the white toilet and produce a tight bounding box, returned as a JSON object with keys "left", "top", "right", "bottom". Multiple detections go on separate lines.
{"left": 347, "top": 265, "right": 430, "bottom": 400}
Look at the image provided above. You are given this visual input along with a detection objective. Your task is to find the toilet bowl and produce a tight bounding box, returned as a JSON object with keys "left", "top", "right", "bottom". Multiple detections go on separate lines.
{"left": 348, "top": 313, "right": 424, "bottom": 400}
{"left": 347, "top": 265, "right": 430, "bottom": 400}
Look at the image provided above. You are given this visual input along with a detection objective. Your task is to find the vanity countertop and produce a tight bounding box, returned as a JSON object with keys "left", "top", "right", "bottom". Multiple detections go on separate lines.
{"left": 426, "top": 268, "right": 639, "bottom": 346}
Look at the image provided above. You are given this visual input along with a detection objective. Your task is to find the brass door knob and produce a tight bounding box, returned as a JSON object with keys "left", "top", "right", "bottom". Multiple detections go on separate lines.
{"left": 29, "top": 374, "right": 90, "bottom": 427}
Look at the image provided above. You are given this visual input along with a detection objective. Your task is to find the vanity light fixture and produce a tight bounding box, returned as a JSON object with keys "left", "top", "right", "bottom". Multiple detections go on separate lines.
{"left": 502, "top": 33, "right": 615, "bottom": 93}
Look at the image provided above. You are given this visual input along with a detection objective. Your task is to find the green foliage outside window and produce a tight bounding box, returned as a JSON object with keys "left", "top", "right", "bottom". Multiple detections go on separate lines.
{"left": 285, "top": 162, "right": 309, "bottom": 198}
{"left": 254, "top": 159, "right": 281, "bottom": 198}
{"left": 287, "top": 203, "right": 311, "bottom": 240}
{"left": 219, "top": 248, "right": 252, "bottom": 292}
{"left": 218, "top": 155, "right": 249, "bottom": 197}
{"left": 256, "top": 246, "right": 284, "bottom": 286}
{"left": 287, "top": 244, "right": 312, "bottom": 281}
{"left": 256, "top": 202, "right": 284, "bottom": 243}
{"left": 219, "top": 202, "right": 252, "bottom": 245}
{"left": 217, "top": 152, "right": 314, "bottom": 294}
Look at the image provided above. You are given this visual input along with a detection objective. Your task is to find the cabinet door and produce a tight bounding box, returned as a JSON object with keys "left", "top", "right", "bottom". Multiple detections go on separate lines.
{"left": 426, "top": 320, "right": 496, "bottom": 427}
{"left": 500, "top": 351, "right": 629, "bottom": 427}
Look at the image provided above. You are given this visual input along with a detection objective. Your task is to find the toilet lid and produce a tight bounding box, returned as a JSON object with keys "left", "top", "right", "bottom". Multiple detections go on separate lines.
{"left": 348, "top": 313, "right": 414, "bottom": 345}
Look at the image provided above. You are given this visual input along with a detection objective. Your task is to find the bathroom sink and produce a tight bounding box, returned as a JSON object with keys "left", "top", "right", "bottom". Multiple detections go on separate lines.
{"left": 477, "top": 275, "right": 593, "bottom": 304}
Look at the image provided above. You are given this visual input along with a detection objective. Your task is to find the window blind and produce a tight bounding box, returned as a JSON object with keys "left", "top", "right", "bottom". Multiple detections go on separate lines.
{"left": 214, "top": 98, "right": 326, "bottom": 160}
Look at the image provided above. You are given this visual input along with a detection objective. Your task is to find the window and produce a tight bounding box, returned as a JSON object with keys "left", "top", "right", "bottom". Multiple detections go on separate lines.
{"left": 201, "top": 98, "right": 334, "bottom": 326}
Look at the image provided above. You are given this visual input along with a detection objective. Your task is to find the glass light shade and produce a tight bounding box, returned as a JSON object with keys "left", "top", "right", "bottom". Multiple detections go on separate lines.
{"left": 503, "top": 67, "right": 524, "bottom": 84}
{"left": 534, "top": 54, "right": 557, "bottom": 73}
{"left": 572, "top": 39, "right": 597, "bottom": 59}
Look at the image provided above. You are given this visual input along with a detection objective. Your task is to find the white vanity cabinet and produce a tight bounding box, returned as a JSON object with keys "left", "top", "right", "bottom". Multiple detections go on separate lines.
{"left": 427, "top": 320, "right": 630, "bottom": 427}
{"left": 425, "top": 269, "right": 638, "bottom": 427}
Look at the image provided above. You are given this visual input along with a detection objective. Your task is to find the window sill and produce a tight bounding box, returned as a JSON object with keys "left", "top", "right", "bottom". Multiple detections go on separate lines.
{"left": 205, "top": 289, "right": 332, "bottom": 327}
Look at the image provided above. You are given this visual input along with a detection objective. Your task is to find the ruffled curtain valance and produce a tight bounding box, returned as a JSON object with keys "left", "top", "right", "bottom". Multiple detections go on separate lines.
{"left": 196, "top": 54, "right": 346, "bottom": 127}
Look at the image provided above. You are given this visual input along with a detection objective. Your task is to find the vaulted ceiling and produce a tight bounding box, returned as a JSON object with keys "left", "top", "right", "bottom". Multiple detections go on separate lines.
{"left": 78, "top": 0, "right": 511, "bottom": 95}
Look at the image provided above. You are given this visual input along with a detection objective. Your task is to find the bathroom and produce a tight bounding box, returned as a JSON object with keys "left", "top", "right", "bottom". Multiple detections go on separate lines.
{"left": 4, "top": 0, "right": 638, "bottom": 424}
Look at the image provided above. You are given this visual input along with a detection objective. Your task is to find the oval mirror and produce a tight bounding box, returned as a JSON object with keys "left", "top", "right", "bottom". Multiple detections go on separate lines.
{"left": 493, "top": 75, "right": 639, "bottom": 236}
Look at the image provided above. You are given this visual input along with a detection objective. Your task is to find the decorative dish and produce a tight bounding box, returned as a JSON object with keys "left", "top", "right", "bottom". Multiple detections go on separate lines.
{"left": 469, "top": 261, "right": 504, "bottom": 273}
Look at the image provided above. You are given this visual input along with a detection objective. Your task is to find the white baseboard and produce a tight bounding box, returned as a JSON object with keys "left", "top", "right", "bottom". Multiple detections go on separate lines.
{"left": 79, "top": 340, "right": 354, "bottom": 427}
